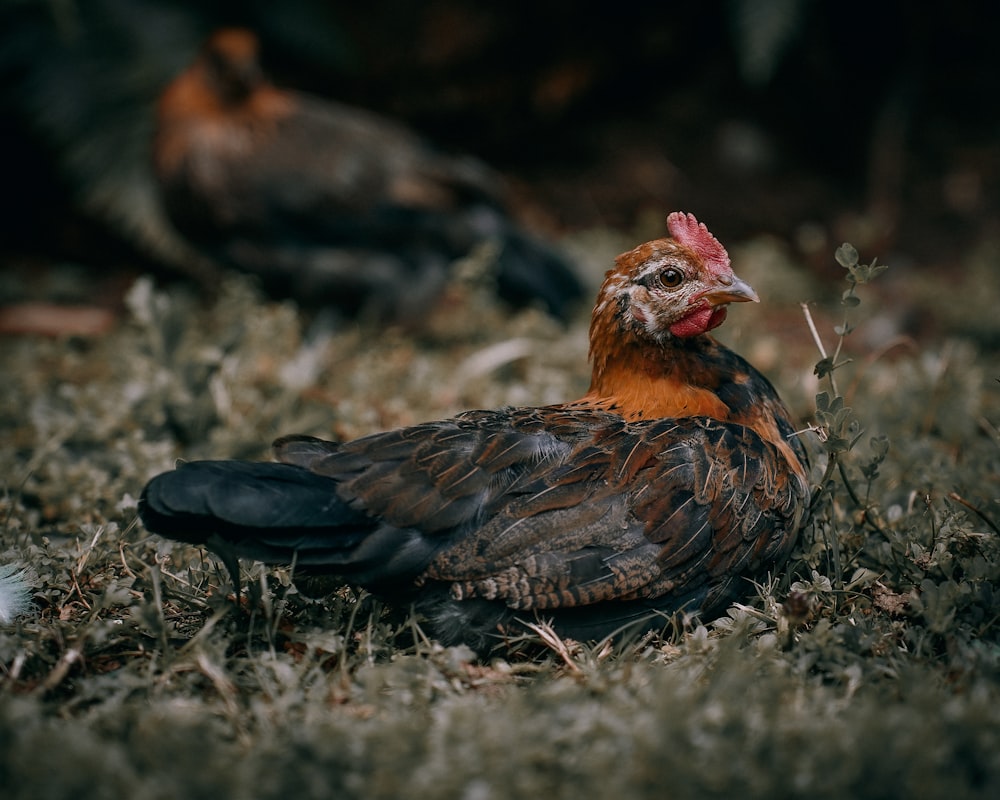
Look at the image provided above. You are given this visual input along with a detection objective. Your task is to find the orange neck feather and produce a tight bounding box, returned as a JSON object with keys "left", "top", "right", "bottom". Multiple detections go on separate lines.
{"left": 580, "top": 319, "right": 728, "bottom": 421}
{"left": 580, "top": 299, "right": 807, "bottom": 483}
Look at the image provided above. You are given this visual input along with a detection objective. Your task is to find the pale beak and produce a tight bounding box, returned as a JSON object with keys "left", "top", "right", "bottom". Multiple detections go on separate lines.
{"left": 702, "top": 274, "right": 759, "bottom": 305}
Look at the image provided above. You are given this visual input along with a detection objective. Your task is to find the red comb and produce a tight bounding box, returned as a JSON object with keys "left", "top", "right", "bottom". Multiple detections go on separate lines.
{"left": 666, "top": 212, "right": 730, "bottom": 277}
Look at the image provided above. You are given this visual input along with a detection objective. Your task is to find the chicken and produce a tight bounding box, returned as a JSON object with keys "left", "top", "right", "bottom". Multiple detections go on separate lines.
{"left": 139, "top": 212, "right": 809, "bottom": 651}
{"left": 153, "top": 27, "right": 584, "bottom": 321}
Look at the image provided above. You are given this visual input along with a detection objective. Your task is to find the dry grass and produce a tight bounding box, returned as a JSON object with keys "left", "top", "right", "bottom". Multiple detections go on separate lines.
{"left": 2, "top": 231, "right": 1000, "bottom": 798}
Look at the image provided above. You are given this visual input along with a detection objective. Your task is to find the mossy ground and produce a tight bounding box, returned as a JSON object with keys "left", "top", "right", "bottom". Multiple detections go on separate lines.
{"left": 2, "top": 230, "right": 999, "bottom": 799}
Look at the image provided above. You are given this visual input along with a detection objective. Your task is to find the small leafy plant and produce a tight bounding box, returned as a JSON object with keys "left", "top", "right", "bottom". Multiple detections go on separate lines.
{"left": 797, "top": 243, "right": 889, "bottom": 589}
{"left": 805, "top": 243, "right": 888, "bottom": 486}
{"left": 789, "top": 239, "right": 1000, "bottom": 688}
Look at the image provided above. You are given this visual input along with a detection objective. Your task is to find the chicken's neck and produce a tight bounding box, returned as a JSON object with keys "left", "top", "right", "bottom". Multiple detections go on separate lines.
{"left": 580, "top": 332, "right": 732, "bottom": 422}
{"left": 577, "top": 322, "right": 807, "bottom": 482}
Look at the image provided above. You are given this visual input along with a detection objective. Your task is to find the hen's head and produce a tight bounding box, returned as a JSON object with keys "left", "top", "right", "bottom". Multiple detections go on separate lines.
{"left": 197, "top": 28, "right": 266, "bottom": 105}
{"left": 592, "top": 212, "right": 758, "bottom": 345}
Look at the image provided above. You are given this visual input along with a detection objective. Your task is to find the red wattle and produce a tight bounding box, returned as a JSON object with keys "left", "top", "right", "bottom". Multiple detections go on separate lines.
{"left": 669, "top": 305, "right": 727, "bottom": 337}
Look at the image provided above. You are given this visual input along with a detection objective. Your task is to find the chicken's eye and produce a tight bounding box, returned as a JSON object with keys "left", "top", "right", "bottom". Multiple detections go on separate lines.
{"left": 659, "top": 268, "right": 683, "bottom": 288}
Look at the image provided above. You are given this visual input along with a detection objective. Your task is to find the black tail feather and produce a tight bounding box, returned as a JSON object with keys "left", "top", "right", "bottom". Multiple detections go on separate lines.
{"left": 139, "top": 461, "right": 367, "bottom": 554}
{"left": 138, "top": 460, "right": 439, "bottom": 584}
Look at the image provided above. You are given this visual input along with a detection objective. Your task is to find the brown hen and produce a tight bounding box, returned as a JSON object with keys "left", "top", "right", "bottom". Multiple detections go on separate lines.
{"left": 139, "top": 212, "right": 809, "bottom": 651}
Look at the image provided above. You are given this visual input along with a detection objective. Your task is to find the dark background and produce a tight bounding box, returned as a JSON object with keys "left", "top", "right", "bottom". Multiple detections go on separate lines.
{"left": 1, "top": 0, "right": 998, "bottom": 290}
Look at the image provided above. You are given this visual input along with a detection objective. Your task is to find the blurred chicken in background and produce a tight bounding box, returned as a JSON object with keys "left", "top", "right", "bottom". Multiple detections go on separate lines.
{"left": 153, "top": 28, "right": 584, "bottom": 321}
{"left": 0, "top": 1, "right": 583, "bottom": 322}
{"left": 4, "top": 0, "right": 996, "bottom": 333}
